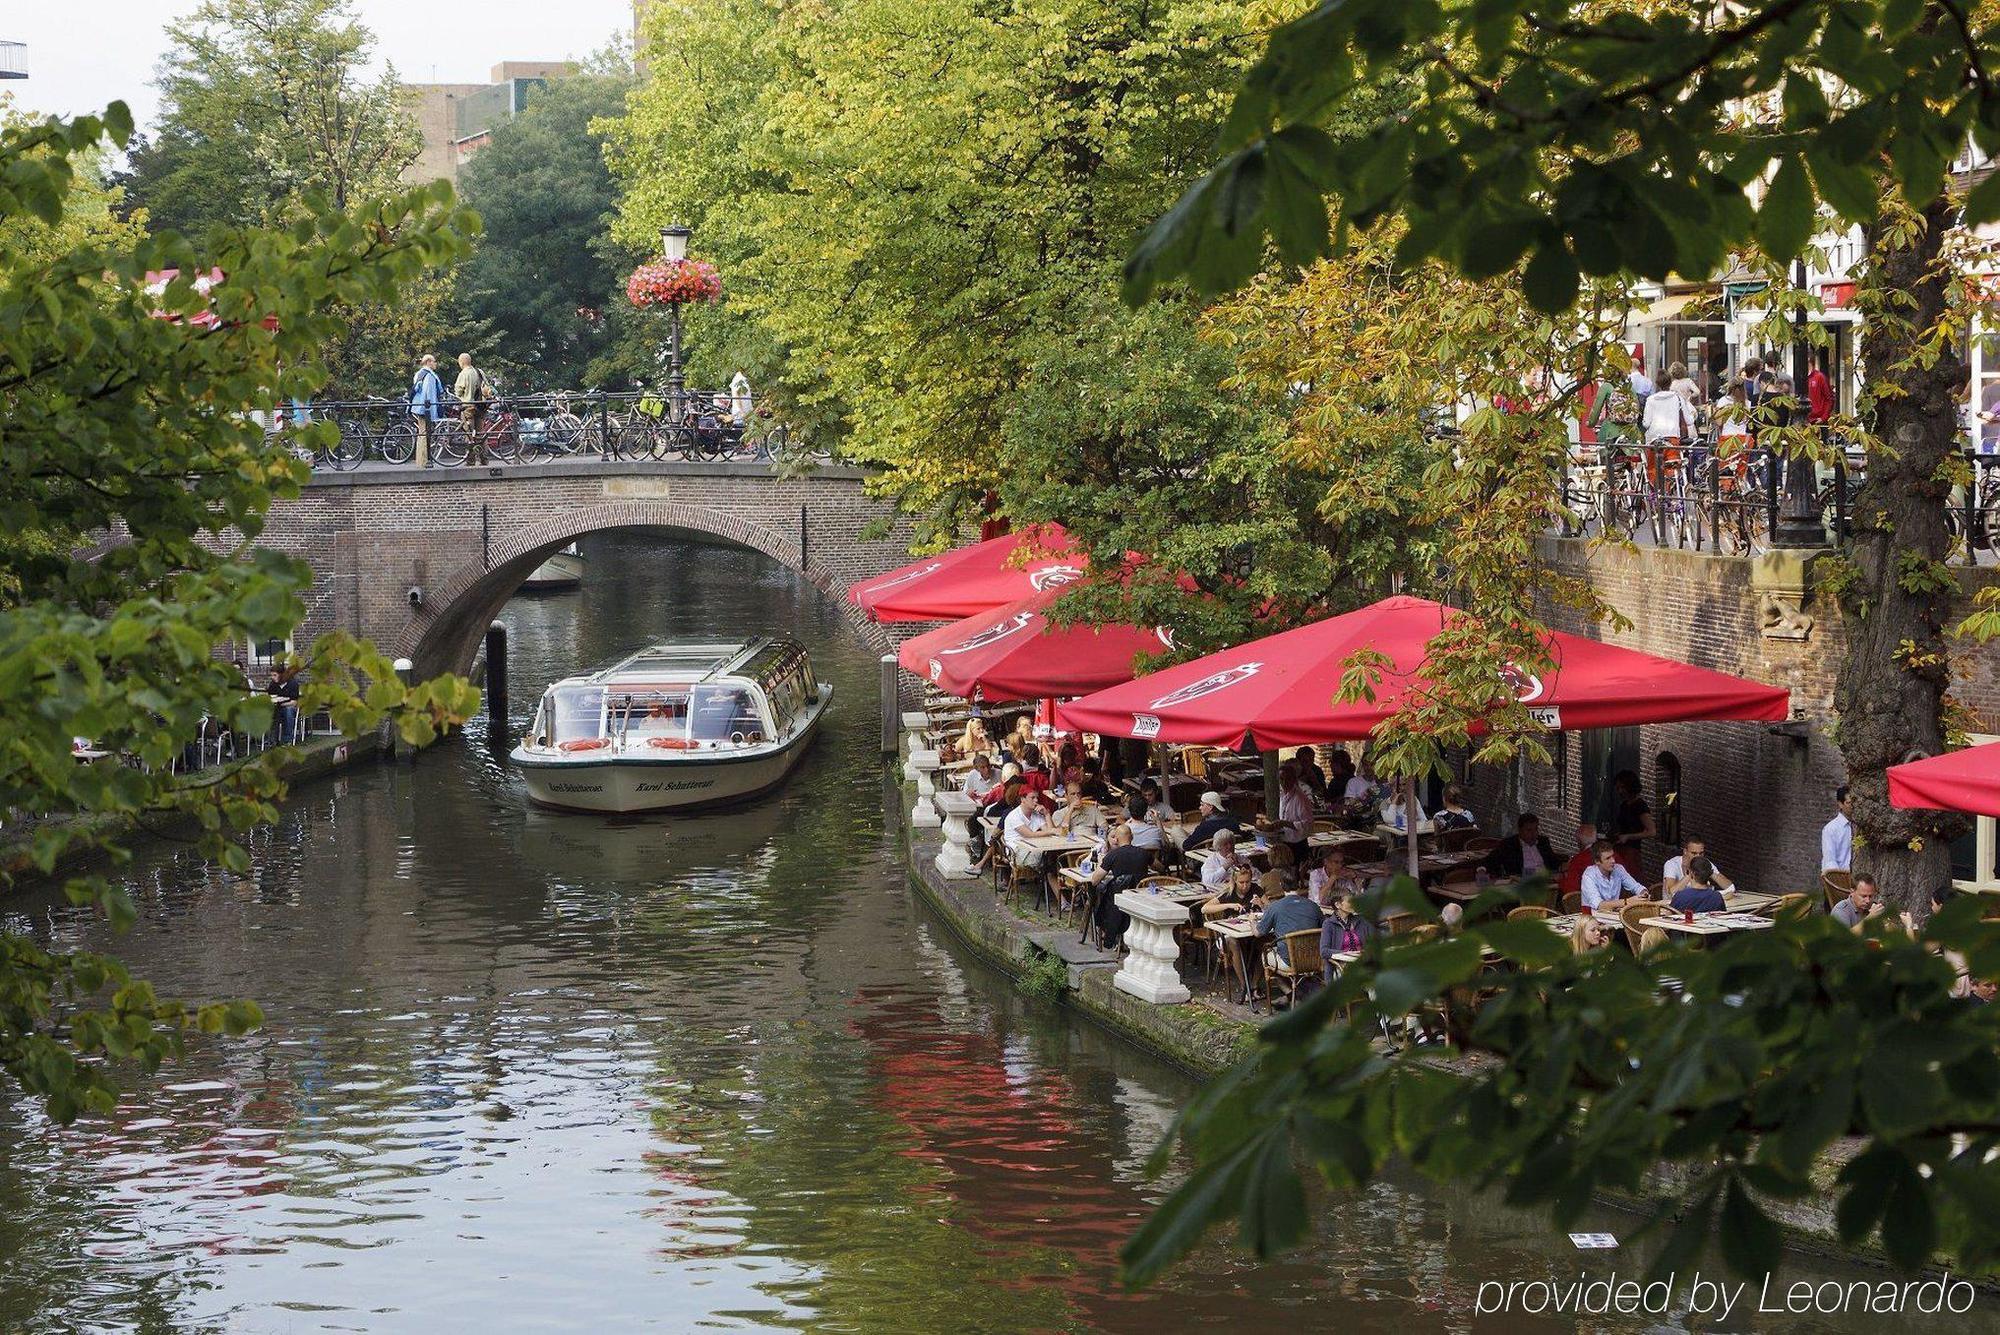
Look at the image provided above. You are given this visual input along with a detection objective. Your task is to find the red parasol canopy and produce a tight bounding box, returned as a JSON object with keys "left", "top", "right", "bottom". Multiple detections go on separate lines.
{"left": 1054, "top": 595, "right": 1790, "bottom": 747}
{"left": 895, "top": 591, "right": 1172, "bottom": 703}
{"left": 849, "top": 525, "right": 1085, "bottom": 623}
{"left": 1889, "top": 742, "right": 2000, "bottom": 818}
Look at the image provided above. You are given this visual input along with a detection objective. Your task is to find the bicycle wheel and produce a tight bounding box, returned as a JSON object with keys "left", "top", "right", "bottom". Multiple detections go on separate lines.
{"left": 328, "top": 430, "right": 365, "bottom": 471}
{"left": 482, "top": 417, "right": 520, "bottom": 464}
{"left": 545, "top": 412, "right": 583, "bottom": 456}
{"left": 433, "top": 420, "right": 470, "bottom": 467}
{"left": 381, "top": 421, "right": 417, "bottom": 465}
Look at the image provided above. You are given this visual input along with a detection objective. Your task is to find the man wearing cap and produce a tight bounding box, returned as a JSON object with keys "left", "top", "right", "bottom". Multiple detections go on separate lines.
{"left": 1186, "top": 791, "right": 1249, "bottom": 850}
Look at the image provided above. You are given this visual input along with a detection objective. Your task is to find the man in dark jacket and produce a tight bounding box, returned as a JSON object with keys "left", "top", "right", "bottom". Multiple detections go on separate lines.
{"left": 1484, "top": 813, "right": 1558, "bottom": 880}
{"left": 1185, "top": 790, "right": 1249, "bottom": 849}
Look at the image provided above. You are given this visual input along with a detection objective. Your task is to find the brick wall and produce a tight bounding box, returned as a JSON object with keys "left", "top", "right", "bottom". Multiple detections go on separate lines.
{"left": 1459, "top": 537, "right": 2000, "bottom": 893}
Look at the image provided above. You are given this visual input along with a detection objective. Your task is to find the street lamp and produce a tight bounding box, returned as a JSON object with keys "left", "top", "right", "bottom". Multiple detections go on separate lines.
{"left": 1774, "top": 256, "right": 1826, "bottom": 548}
{"left": 659, "top": 223, "right": 693, "bottom": 411}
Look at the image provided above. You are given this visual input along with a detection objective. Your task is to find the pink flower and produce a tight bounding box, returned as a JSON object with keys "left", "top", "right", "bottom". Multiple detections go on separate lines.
{"left": 626, "top": 259, "right": 723, "bottom": 307}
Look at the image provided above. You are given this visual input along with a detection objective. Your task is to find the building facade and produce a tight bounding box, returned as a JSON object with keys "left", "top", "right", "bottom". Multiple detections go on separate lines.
{"left": 400, "top": 61, "right": 576, "bottom": 186}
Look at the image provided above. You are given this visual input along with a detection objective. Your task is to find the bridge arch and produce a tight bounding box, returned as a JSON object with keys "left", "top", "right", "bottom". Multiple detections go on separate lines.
{"left": 401, "top": 498, "right": 898, "bottom": 679}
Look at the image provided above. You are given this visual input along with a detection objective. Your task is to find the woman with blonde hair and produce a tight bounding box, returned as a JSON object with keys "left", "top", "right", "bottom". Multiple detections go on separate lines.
{"left": 1571, "top": 914, "right": 1612, "bottom": 955}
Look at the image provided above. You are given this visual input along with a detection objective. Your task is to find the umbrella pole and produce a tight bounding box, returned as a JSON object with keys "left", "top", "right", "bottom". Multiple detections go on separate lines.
{"left": 1262, "top": 748, "right": 1279, "bottom": 823}
{"left": 1157, "top": 745, "right": 1174, "bottom": 817}
{"left": 1405, "top": 785, "right": 1420, "bottom": 881}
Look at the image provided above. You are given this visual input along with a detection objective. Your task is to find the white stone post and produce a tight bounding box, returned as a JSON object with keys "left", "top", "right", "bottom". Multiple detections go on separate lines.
{"left": 1112, "top": 891, "right": 1192, "bottom": 1004}
{"left": 932, "top": 792, "right": 978, "bottom": 878}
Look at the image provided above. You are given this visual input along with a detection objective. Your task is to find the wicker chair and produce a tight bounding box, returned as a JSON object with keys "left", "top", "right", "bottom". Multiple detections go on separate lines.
{"left": 1507, "top": 905, "right": 1553, "bottom": 921}
{"left": 1263, "top": 929, "right": 1324, "bottom": 1011}
{"left": 1619, "top": 899, "right": 1661, "bottom": 953}
{"left": 1464, "top": 836, "right": 1502, "bottom": 857}
{"left": 1822, "top": 869, "right": 1853, "bottom": 913}
{"left": 1560, "top": 889, "right": 1584, "bottom": 914}
{"left": 1765, "top": 892, "right": 1813, "bottom": 920}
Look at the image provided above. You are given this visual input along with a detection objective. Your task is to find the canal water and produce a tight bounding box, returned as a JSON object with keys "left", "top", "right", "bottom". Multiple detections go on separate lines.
{"left": 0, "top": 533, "right": 1982, "bottom": 1332}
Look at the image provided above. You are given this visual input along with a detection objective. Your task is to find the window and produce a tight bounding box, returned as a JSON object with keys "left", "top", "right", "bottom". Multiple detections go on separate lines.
{"left": 1971, "top": 323, "right": 2000, "bottom": 454}
{"left": 1580, "top": 727, "right": 1640, "bottom": 833}
{"left": 246, "top": 635, "right": 293, "bottom": 668}
{"left": 1951, "top": 733, "right": 2000, "bottom": 893}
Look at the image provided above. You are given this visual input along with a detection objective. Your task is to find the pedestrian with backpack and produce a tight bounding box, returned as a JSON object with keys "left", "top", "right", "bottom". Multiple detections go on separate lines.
{"left": 409, "top": 354, "right": 444, "bottom": 467}
{"left": 454, "top": 352, "right": 494, "bottom": 465}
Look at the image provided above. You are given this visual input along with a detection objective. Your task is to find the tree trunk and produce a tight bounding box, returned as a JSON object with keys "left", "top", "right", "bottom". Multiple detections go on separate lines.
{"left": 1832, "top": 196, "right": 1967, "bottom": 918}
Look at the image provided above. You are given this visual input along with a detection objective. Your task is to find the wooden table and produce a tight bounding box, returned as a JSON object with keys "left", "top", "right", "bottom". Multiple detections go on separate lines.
{"left": 1641, "top": 910, "right": 1777, "bottom": 937}
{"left": 1015, "top": 831, "right": 1100, "bottom": 857}
{"left": 1427, "top": 876, "right": 1517, "bottom": 904}
{"left": 1349, "top": 852, "right": 1473, "bottom": 881}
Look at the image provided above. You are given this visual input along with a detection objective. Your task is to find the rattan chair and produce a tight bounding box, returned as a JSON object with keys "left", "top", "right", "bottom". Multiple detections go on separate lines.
{"left": 1464, "top": 836, "right": 1502, "bottom": 857}
{"left": 1822, "top": 869, "right": 1853, "bottom": 913}
{"left": 1619, "top": 899, "right": 1661, "bottom": 953}
{"left": 1560, "top": 889, "right": 1584, "bottom": 914}
{"left": 1264, "top": 929, "right": 1324, "bottom": 1011}
{"left": 1765, "top": 892, "right": 1813, "bottom": 920}
{"left": 1507, "top": 905, "right": 1553, "bottom": 921}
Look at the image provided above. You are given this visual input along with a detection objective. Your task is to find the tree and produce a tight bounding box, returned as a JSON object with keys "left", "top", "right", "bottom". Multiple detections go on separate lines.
{"left": 123, "top": 0, "right": 417, "bottom": 233}
{"left": 1128, "top": 0, "right": 2000, "bottom": 917}
{"left": 1114, "top": 0, "right": 2000, "bottom": 1285}
{"left": 453, "top": 61, "right": 635, "bottom": 390}
{"left": 0, "top": 106, "right": 479, "bottom": 1123}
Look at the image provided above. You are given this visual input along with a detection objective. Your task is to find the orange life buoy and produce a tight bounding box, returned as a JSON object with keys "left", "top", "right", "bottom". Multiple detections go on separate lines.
{"left": 558, "top": 738, "right": 610, "bottom": 753}
{"left": 646, "top": 736, "right": 699, "bottom": 750}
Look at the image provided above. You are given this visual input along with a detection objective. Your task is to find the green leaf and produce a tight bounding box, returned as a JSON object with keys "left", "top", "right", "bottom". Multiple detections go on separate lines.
{"left": 1521, "top": 242, "right": 1579, "bottom": 313}
{"left": 1809, "top": 154, "right": 1878, "bottom": 224}
{"left": 1120, "top": 1135, "right": 1260, "bottom": 1287}
{"left": 1882, "top": 1167, "right": 1937, "bottom": 1270}
{"left": 1755, "top": 156, "right": 1814, "bottom": 260}
{"left": 1718, "top": 1177, "right": 1782, "bottom": 1277}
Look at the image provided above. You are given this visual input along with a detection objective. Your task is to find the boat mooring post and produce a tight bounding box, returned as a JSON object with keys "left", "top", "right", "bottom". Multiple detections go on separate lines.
{"left": 485, "top": 622, "right": 508, "bottom": 732}
{"left": 880, "top": 654, "right": 899, "bottom": 756}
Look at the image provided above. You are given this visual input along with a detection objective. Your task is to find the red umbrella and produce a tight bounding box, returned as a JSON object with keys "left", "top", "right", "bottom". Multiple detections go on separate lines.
{"left": 1054, "top": 594, "right": 1790, "bottom": 747}
{"left": 1889, "top": 742, "right": 2000, "bottom": 817}
{"left": 849, "top": 525, "right": 1084, "bottom": 623}
{"left": 896, "top": 591, "right": 1172, "bottom": 702}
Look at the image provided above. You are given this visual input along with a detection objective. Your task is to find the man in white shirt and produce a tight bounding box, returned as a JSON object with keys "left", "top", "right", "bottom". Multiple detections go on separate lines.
{"left": 1122, "top": 793, "right": 1163, "bottom": 851}
{"left": 1003, "top": 790, "right": 1051, "bottom": 865}
{"left": 1201, "top": 831, "right": 1247, "bottom": 887}
{"left": 1821, "top": 785, "right": 1854, "bottom": 873}
{"left": 1580, "top": 841, "right": 1648, "bottom": 909}
{"left": 1662, "top": 836, "right": 1732, "bottom": 891}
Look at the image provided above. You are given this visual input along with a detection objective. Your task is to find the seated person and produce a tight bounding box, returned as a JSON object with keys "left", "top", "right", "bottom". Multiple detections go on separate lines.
{"left": 1662, "top": 836, "right": 1733, "bottom": 892}
{"left": 1084, "top": 823, "right": 1154, "bottom": 946}
{"left": 1122, "top": 793, "right": 1163, "bottom": 852}
{"left": 1432, "top": 784, "right": 1478, "bottom": 832}
{"left": 1002, "top": 789, "right": 1051, "bottom": 865}
{"left": 1342, "top": 755, "right": 1386, "bottom": 813}
{"left": 1319, "top": 890, "right": 1377, "bottom": 982}
{"left": 266, "top": 662, "right": 302, "bottom": 743}
{"left": 957, "top": 716, "right": 994, "bottom": 758}
{"left": 1831, "top": 873, "right": 1884, "bottom": 931}
{"left": 1259, "top": 841, "right": 1296, "bottom": 902}
{"left": 1293, "top": 747, "right": 1327, "bottom": 799}
{"left": 1326, "top": 749, "right": 1357, "bottom": 798}
{"left": 1185, "top": 790, "right": 1250, "bottom": 848}
{"left": 1257, "top": 875, "right": 1326, "bottom": 971}
{"left": 1380, "top": 776, "right": 1427, "bottom": 831}
{"left": 1485, "top": 813, "right": 1558, "bottom": 879}
{"left": 1571, "top": 915, "right": 1613, "bottom": 955}
{"left": 1138, "top": 778, "right": 1175, "bottom": 824}
{"left": 1074, "top": 755, "right": 1113, "bottom": 802}
{"left": 1202, "top": 862, "right": 1262, "bottom": 917}
{"left": 1557, "top": 822, "right": 1598, "bottom": 898}
{"left": 1016, "top": 744, "right": 1052, "bottom": 798}
{"left": 1307, "top": 847, "right": 1360, "bottom": 907}
{"left": 1052, "top": 786, "right": 1093, "bottom": 833}
{"left": 1579, "top": 839, "right": 1648, "bottom": 908}
{"left": 1200, "top": 831, "right": 1249, "bottom": 887}
{"left": 1667, "top": 856, "right": 1728, "bottom": 914}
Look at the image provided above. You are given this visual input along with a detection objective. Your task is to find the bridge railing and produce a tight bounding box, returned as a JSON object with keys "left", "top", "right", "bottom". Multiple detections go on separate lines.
{"left": 266, "top": 389, "right": 799, "bottom": 470}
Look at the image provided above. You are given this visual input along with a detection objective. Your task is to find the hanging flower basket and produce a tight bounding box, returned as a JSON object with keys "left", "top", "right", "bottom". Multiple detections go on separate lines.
{"left": 626, "top": 259, "right": 722, "bottom": 307}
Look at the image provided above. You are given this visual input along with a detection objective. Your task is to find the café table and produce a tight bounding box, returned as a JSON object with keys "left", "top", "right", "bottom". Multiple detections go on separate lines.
{"left": 1641, "top": 910, "right": 1777, "bottom": 937}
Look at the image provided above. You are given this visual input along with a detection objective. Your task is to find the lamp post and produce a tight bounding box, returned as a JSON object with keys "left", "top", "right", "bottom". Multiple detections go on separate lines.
{"left": 1774, "top": 256, "right": 1826, "bottom": 548}
{"left": 660, "top": 223, "right": 692, "bottom": 415}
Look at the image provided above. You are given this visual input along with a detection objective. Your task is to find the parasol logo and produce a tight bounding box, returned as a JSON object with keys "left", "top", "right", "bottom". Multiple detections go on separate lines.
{"left": 1132, "top": 713, "right": 1162, "bottom": 739}
{"left": 928, "top": 659, "right": 944, "bottom": 681}
{"left": 1528, "top": 706, "right": 1562, "bottom": 728}
{"left": 939, "top": 611, "right": 1036, "bottom": 655}
{"left": 1027, "top": 563, "right": 1085, "bottom": 591}
{"left": 864, "top": 561, "right": 943, "bottom": 594}
{"left": 1149, "top": 662, "right": 1261, "bottom": 709}
{"left": 1499, "top": 662, "right": 1546, "bottom": 704}
{"left": 1154, "top": 626, "right": 1176, "bottom": 649}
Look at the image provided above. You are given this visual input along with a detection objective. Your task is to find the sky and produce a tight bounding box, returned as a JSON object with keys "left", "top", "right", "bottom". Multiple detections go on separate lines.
{"left": 4, "top": 1, "right": 636, "bottom": 130}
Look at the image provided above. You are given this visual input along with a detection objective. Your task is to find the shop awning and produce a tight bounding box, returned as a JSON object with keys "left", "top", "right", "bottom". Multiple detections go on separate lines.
{"left": 1054, "top": 595, "right": 1790, "bottom": 749}
{"left": 1889, "top": 742, "right": 2000, "bottom": 818}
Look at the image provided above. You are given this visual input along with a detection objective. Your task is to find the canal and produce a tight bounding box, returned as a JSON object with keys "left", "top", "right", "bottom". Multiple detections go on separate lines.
{"left": 0, "top": 533, "right": 1979, "bottom": 1332}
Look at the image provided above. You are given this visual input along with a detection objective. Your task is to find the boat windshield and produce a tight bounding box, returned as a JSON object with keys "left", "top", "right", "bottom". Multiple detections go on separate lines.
{"left": 688, "top": 684, "right": 763, "bottom": 741}
{"left": 609, "top": 689, "right": 692, "bottom": 741}
{"left": 548, "top": 685, "right": 607, "bottom": 743}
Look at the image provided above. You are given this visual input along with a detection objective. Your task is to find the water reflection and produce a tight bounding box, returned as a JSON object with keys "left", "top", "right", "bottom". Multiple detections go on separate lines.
{"left": 0, "top": 534, "right": 1976, "bottom": 1332}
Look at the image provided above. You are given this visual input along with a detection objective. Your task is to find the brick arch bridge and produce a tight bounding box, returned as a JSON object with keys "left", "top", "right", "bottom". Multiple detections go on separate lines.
{"left": 260, "top": 460, "right": 920, "bottom": 679}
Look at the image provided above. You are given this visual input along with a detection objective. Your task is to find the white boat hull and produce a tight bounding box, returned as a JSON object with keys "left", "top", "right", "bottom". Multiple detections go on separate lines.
{"left": 521, "top": 549, "right": 585, "bottom": 589}
{"left": 512, "top": 687, "right": 828, "bottom": 813}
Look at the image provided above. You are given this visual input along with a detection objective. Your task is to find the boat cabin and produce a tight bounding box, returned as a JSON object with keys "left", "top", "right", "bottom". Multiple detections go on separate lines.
{"left": 526, "top": 639, "right": 819, "bottom": 754}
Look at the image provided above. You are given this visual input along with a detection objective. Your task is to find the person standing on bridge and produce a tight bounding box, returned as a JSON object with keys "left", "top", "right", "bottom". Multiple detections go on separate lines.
{"left": 454, "top": 352, "right": 492, "bottom": 465}
{"left": 409, "top": 354, "right": 444, "bottom": 468}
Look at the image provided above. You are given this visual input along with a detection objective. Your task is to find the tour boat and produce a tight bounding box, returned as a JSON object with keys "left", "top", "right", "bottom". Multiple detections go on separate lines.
{"left": 521, "top": 542, "right": 585, "bottom": 590}
{"left": 512, "top": 638, "right": 831, "bottom": 813}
